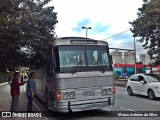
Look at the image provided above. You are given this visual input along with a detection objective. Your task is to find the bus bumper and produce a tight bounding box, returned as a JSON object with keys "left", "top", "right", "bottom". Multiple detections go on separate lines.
{"left": 50, "top": 97, "right": 115, "bottom": 112}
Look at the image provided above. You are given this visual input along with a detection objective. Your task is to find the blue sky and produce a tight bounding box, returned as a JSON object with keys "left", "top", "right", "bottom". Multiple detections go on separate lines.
{"left": 48, "top": 0, "right": 146, "bottom": 56}
{"left": 73, "top": 19, "right": 111, "bottom": 34}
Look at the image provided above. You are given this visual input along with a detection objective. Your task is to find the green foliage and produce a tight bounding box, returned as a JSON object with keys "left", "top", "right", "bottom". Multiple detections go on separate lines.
{"left": 129, "top": 0, "right": 160, "bottom": 65}
{"left": 0, "top": 0, "right": 58, "bottom": 70}
{"left": 0, "top": 72, "right": 8, "bottom": 83}
{"left": 114, "top": 73, "right": 120, "bottom": 79}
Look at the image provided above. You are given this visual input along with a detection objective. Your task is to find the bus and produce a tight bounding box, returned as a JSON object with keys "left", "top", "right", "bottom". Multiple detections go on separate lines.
{"left": 33, "top": 37, "right": 116, "bottom": 112}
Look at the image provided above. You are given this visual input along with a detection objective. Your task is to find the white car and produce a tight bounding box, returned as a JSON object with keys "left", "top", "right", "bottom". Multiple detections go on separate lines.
{"left": 127, "top": 73, "right": 160, "bottom": 100}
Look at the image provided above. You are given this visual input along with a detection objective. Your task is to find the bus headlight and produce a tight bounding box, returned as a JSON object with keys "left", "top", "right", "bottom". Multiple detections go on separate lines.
{"left": 70, "top": 91, "right": 76, "bottom": 99}
{"left": 107, "top": 88, "right": 112, "bottom": 95}
{"left": 102, "top": 87, "right": 113, "bottom": 95}
{"left": 102, "top": 89, "right": 108, "bottom": 96}
{"left": 63, "top": 92, "right": 70, "bottom": 100}
{"left": 63, "top": 91, "right": 76, "bottom": 100}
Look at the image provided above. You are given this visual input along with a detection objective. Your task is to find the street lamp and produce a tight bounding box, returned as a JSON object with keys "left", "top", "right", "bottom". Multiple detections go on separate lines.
{"left": 82, "top": 27, "right": 91, "bottom": 38}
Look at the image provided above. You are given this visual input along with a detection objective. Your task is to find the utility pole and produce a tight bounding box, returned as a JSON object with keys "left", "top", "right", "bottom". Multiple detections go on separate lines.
{"left": 134, "top": 36, "right": 137, "bottom": 74}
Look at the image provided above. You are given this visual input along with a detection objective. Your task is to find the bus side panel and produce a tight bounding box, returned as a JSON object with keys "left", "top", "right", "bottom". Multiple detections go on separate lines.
{"left": 31, "top": 66, "right": 47, "bottom": 102}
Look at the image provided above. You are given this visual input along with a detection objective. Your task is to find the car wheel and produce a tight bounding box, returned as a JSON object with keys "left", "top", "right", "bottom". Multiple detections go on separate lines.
{"left": 148, "top": 90, "right": 155, "bottom": 100}
{"left": 127, "top": 87, "right": 133, "bottom": 96}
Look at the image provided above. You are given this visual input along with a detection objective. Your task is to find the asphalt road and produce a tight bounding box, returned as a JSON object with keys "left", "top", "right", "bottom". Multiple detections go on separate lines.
{"left": 113, "top": 87, "right": 160, "bottom": 111}
{"left": 0, "top": 84, "right": 160, "bottom": 120}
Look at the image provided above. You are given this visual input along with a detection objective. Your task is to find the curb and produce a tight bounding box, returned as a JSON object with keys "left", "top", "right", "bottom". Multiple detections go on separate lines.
{"left": 0, "top": 82, "right": 8, "bottom": 87}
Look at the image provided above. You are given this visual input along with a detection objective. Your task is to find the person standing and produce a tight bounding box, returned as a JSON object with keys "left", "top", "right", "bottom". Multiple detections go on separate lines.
{"left": 26, "top": 72, "right": 36, "bottom": 112}
{"left": 10, "top": 72, "right": 26, "bottom": 112}
{"left": 123, "top": 66, "right": 127, "bottom": 78}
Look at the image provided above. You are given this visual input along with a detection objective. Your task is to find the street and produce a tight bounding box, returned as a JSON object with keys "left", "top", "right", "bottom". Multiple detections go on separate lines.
{"left": 0, "top": 83, "right": 160, "bottom": 120}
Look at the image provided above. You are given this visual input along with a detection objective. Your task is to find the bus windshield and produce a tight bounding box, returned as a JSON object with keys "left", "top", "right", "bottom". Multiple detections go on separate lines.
{"left": 55, "top": 45, "right": 111, "bottom": 73}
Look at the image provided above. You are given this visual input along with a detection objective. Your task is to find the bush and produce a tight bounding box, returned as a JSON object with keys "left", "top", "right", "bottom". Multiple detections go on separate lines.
{"left": 0, "top": 72, "right": 8, "bottom": 83}
{"left": 114, "top": 73, "right": 120, "bottom": 79}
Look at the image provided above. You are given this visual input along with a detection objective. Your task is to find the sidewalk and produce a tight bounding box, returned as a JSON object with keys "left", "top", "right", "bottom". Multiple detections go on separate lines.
{"left": 0, "top": 84, "right": 45, "bottom": 120}
{"left": 0, "top": 82, "right": 8, "bottom": 87}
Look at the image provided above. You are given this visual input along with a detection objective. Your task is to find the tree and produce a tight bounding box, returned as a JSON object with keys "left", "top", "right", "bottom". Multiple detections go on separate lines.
{"left": 129, "top": 0, "right": 160, "bottom": 66}
{"left": 143, "top": 0, "right": 149, "bottom": 4}
{"left": 0, "top": 0, "right": 58, "bottom": 70}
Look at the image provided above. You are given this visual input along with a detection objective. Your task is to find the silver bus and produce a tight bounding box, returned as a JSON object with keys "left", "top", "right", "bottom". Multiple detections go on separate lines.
{"left": 34, "top": 37, "right": 116, "bottom": 112}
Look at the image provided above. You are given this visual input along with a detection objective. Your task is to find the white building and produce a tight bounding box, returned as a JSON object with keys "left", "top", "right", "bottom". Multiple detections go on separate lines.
{"left": 123, "top": 51, "right": 135, "bottom": 64}
{"left": 139, "top": 54, "right": 150, "bottom": 64}
{"left": 111, "top": 50, "right": 122, "bottom": 64}
{"left": 111, "top": 50, "right": 138, "bottom": 64}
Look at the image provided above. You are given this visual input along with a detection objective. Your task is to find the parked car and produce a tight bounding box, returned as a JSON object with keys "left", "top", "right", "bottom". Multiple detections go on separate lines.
{"left": 127, "top": 73, "right": 160, "bottom": 100}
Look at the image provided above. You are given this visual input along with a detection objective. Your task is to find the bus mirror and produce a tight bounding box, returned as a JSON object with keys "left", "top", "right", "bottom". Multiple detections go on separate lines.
{"left": 109, "top": 55, "right": 113, "bottom": 64}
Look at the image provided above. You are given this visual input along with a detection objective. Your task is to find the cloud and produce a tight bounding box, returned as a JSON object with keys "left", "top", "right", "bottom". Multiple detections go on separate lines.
{"left": 72, "top": 19, "right": 92, "bottom": 32}
{"left": 49, "top": 0, "right": 146, "bottom": 57}
{"left": 91, "top": 23, "right": 111, "bottom": 34}
{"left": 73, "top": 20, "right": 111, "bottom": 36}
{"left": 50, "top": 0, "right": 143, "bottom": 38}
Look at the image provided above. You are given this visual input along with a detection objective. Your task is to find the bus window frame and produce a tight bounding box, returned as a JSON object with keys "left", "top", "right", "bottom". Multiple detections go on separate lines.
{"left": 54, "top": 45, "right": 112, "bottom": 73}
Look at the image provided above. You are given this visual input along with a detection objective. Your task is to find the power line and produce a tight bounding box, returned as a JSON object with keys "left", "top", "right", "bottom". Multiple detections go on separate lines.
{"left": 109, "top": 43, "right": 134, "bottom": 45}
{"left": 109, "top": 48, "right": 134, "bottom": 51}
{"left": 109, "top": 44, "right": 134, "bottom": 46}
{"left": 102, "top": 29, "right": 130, "bottom": 41}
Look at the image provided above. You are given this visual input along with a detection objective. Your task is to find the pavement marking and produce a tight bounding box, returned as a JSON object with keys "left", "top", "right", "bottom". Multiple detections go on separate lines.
{"left": 120, "top": 107, "right": 145, "bottom": 114}
{"left": 120, "top": 106, "right": 135, "bottom": 111}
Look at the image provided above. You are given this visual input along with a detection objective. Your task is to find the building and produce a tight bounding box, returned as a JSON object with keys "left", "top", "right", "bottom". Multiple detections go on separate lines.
{"left": 111, "top": 50, "right": 122, "bottom": 64}
{"left": 114, "top": 64, "right": 151, "bottom": 77}
{"left": 111, "top": 50, "right": 138, "bottom": 64}
{"left": 123, "top": 51, "right": 135, "bottom": 64}
{"left": 139, "top": 54, "right": 150, "bottom": 64}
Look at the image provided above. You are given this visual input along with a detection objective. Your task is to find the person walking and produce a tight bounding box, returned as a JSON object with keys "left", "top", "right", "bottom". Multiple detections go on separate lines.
{"left": 10, "top": 72, "right": 26, "bottom": 112}
{"left": 26, "top": 72, "right": 36, "bottom": 112}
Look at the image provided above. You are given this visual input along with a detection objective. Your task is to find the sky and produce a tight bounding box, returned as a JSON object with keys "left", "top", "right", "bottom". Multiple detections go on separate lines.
{"left": 48, "top": 0, "right": 146, "bottom": 58}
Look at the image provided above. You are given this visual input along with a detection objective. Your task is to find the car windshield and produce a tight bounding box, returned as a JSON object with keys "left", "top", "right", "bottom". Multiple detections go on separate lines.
{"left": 145, "top": 74, "right": 160, "bottom": 83}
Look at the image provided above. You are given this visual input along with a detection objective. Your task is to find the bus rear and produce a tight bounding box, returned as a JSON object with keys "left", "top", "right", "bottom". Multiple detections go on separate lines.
{"left": 46, "top": 37, "right": 115, "bottom": 112}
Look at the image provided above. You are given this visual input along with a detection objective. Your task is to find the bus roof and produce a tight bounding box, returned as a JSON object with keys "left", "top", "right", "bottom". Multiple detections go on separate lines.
{"left": 53, "top": 37, "right": 109, "bottom": 46}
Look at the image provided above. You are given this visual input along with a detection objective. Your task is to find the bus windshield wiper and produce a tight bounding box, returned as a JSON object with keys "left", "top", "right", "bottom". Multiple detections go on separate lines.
{"left": 101, "top": 62, "right": 111, "bottom": 73}
{"left": 72, "top": 61, "right": 82, "bottom": 74}
{"left": 101, "top": 63, "right": 107, "bottom": 73}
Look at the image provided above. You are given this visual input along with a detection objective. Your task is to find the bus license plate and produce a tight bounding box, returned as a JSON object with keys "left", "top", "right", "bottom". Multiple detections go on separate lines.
{"left": 83, "top": 90, "right": 95, "bottom": 97}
